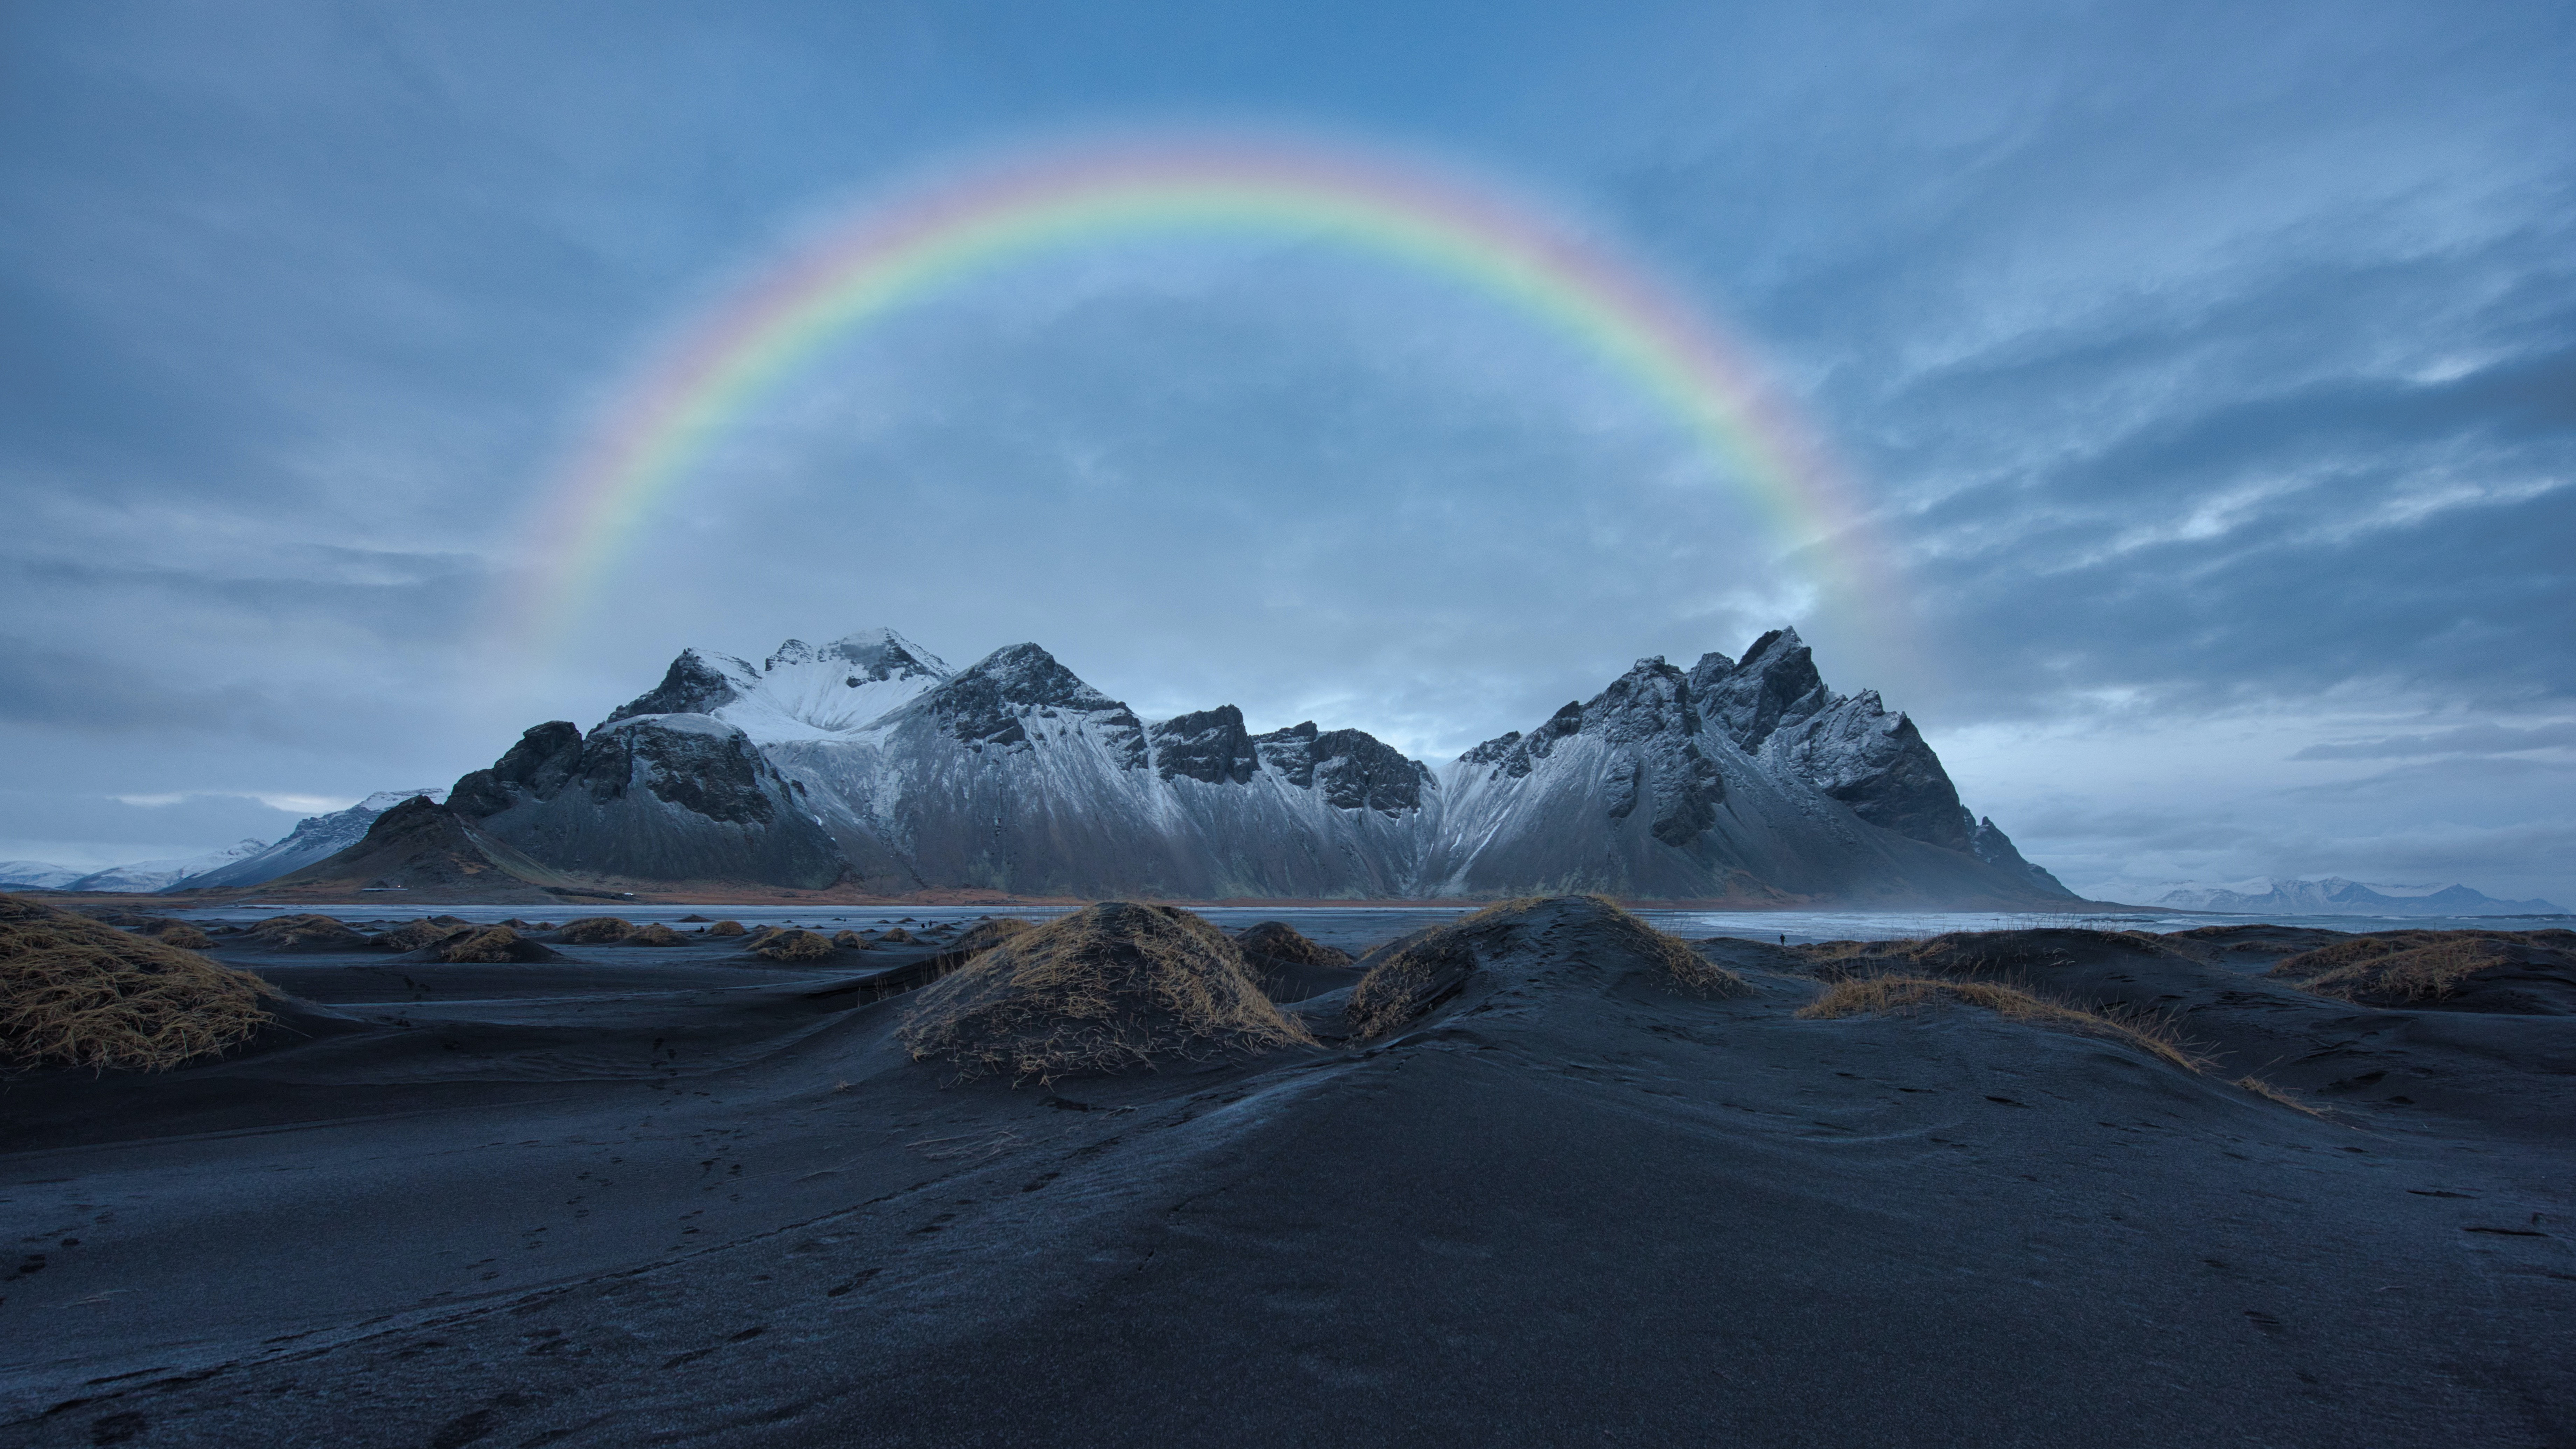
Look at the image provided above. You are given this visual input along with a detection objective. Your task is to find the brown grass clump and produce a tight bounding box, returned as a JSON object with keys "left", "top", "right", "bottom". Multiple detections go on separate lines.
{"left": 1349, "top": 896, "right": 1745, "bottom": 1041}
{"left": 1578, "top": 898, "right": 1749, "bottom": 998}
{"left": 428, "top": 926, "right": 532, "bottom": 964}
{"left": 899, "top": 902, "right": 1314, "bottom": 1084}
{"left": 371, "top": 916, "right": 472, "bottom": 952}
{"left": 1, "top": 893, "right": 278, "bottom": 1072}
{"left": 74, "top": 909, "right": 216, "bottom": 950}
{"left": 138, "top": 920, "right": 213, "bottom": 950}
{"left": 947, "top": 917, "right": 1035, "bottom": 958}
{"left": 830, "top": 929, "right": 868, "bottom": 949}
{"left": 2268, "top": 933, "right": 2541, "bottom": 1005}
{"left": 1234, "top": 921, "right": 1351, "bottom": 969}
{"left": 1794, "top": 932, "right": 2081, "bottom": 982}
{"left": 555, "top": 916, "right": 636, "bottom": 944}
{"left": 1796, "top": 975, "right": 2207, "bottom": 1072}
{"left": 876, "top": 927, "right": 916, "bottom": 945}
{"left": 706, "top": 920, "right": 747, "bottom": 938}
{"left": 242, "top": 913, "right": 372, "bottom": 951}
{"left": 1347, "top": 929, "right": 1482, "bottom": 1040}
{"left": 752, "top": 928, "right": 836, "bottom": 962}
{"left": 628, "top": 922, "right": 687, "bottom": 947}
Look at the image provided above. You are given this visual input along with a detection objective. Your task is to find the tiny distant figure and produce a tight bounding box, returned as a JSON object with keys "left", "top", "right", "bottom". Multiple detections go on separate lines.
{"left": 1779, "top": 933, "right": 1786, "bottom": 945}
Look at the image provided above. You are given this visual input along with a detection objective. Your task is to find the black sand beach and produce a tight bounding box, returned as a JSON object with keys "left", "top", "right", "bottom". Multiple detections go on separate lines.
{"left": 4, "top": 900, "right": 2570, "bottom": 1447}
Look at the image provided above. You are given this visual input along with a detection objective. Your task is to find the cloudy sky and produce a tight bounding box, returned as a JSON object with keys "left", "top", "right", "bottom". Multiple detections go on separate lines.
{"left": 4, "top": 0, "right": 2571, "bottom": 904}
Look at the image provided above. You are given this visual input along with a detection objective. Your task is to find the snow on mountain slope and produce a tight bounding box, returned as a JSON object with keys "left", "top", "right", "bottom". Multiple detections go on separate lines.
{"left": 68, "top": 839, "right": 271, "bottom": 893}
{"left": 2154, "top": 877, "right": 2566, "bottom": 915}
{"left": 601, "top": 628, "right": 952, "bottom": 744}
{"left": 174, "top": 789, "right": 448, "bottom": 891}
{"left": 449, "top": 626, "right": 2075, "bottom": 902}
{"left": 757, "top": 645, "right": 1440, "bottom": 898}
{"left": 0, "top": 862, "right": 84, "bottom": 890}
{"left": 1426, "top": 654, "right": 2066, "bottom": 904}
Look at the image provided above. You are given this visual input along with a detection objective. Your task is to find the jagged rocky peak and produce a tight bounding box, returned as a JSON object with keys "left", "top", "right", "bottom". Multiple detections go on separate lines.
{"left": 1588, "top": 658, "right": 1725, "bottom": 845}
{"left": 1151, "top": 705, "right": 1258, "bottom": 785}
{"left": 1590, "top": 657, "right": 1705, "bottom": 743}
{"left": 1458, "top": 730, "right": 1522, "bottom": 769}
{"left": 1696, "top": 627, "right": 1835, "bottom": 752}
{"left": 763, "top": 627, "right": 950, "bottom": 684}
{"left": 603, "top": 627, "right": 955, "bottom": 741}
{"left": 608, "top": 648, "right": 741, "bottom": 725}
{"left": 582, "top": 714, "right": 792, "bottom": 825}
{"left": 449, "top": 721, "right": 585, "bottom": 817}
{"left": 452, "top": 714, "right": 790, "bottom": 826}
{"left": 448, "top": 711, "right": 842, "bottom": 887}
{"left": 1311, "top": 729, "right": 1430, "bottom": 814}
{"left": 1762, "top": 688, "right": 1975, "bottom": 853}
{"left": 1465, "top": 654, "right": 1700, "bottom": 785}
{"left": 1970, "top": 817, "right": 2068, "bottom": 893}
{"left": 1149, "top": 708, "right": 1428, "bottom": 811}
{"left": 927, "top": 643, "right": 1147, "bottom": 763}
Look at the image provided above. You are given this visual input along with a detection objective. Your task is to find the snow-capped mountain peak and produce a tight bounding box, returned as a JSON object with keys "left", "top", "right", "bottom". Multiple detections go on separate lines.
{"left": 765, "top": 627, "right": 949, "bottom": 682}
{"left": 607, "top": 628, "right": 956, "bottom": 745}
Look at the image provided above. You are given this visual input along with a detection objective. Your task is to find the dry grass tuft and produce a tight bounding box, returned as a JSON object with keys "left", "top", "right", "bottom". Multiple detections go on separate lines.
{"left": 2269, "top": 933, "right": 2538, "bottom": 1005}
{"left": 1349, "top": 896, "right": 1742, "bottom": 1040}
{"left": 1588, "top": 901, "right": 1750, "bottom": 999}
{"left": 947, "top": 917, "right": 1036, "bottom": 959}
{"left": 1792, "top": 932, "right": 2099, "bottom": 983}
{"left": 2234, "top": 1074, "right": 2327, "bottom": 1117}
{"left": 1796, "top": 974, "right": 2207, "bottom": 1073}
{"left": 2, "top": 893, "right": 278, "bottom": 1072}
{"left": 899, "top": 902, "right": 1313, "bottom": 1084}
{"left": 138, "top": 920, "right": 213, "bottom": 950}
{"left": 429, "top": 926, "right": 530, "bottom": 964}
{"left": 628, "top": 922, "right": 687, "bottom": 947}
{"left": 371, "top": 917, "right": 471, "bottom": 952}
{"left": 831, "top": 929, "right": 867, "bottom": 949}
{"left": 555, "top": 916, "right": 636, "bottom": 944}
{"left": 752, "top": 928, "right": 836, "bottom": 962}
{"left": 706, "top": 920, "right": 747, "bottom": 938}
{"left": 876, "top": 927, "right": 916, "bottom": 945}
{"left": 242, "top": 913, "right": 372, "bottom": 951}
{"left": 1234, "top": 921, "right": 1351, "bottom": 969}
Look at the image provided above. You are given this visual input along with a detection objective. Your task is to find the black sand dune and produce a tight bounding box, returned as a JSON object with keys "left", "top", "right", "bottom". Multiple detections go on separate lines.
{"left": 2, "top": 901, "right": 2570, "bottom": 1447}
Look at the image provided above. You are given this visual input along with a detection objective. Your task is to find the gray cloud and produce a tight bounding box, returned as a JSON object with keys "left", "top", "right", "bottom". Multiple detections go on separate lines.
{"left": 2293, "top": 721, "right": 2576, "bottom": 760}
{"left": 1, "top": 0, "right": 2570, "bottom": 899}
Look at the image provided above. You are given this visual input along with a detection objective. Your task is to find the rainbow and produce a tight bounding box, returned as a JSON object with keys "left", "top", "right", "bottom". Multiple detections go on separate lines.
{"left": 508, "top": 135, "right": 1890, "bottom": 655}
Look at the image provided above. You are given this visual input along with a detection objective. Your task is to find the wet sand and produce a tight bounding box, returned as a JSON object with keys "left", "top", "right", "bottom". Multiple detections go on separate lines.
{"left": 3, "top": 907, "right": 2569, "bottom": 1446}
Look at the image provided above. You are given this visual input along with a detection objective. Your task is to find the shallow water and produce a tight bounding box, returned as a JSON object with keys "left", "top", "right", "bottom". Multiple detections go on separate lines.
{"left": 163, "top": 899, "right": 2573, "bottom": 954}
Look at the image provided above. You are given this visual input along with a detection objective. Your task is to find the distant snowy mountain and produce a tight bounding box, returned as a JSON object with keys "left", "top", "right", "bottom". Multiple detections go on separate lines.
{"left": 0, "top": 861, "right": 84, "bottom": 890}
{"left": 436, "top": 624, "right": 2080, "bottom": 905}
{"left": 172, "top": 788, "right": 449, "bottom": 890}
{"left": 0, "top": 789, "right": 454, "bottom": 896}
{"left": 66, "top": 839, "right": 271, "bottom": 894}
{"left": 2153, "top": 877, "right": 2567, "bottom": 916}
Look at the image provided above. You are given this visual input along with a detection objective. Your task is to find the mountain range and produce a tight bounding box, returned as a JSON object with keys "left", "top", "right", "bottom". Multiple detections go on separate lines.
{"left": 234, "top": 626, "right": 2079, "bottom": 905}
{"left": 0, "top": 789, "right": 447, "bottom": 894}
{"left": 2153, "top": 878, "right": 2566, "bottom": 917}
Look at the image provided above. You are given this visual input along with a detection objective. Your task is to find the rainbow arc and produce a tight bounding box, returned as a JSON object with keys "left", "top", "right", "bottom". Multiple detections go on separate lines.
{"left": 507, "top": 136, "right": 1891, "bottom": 658}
